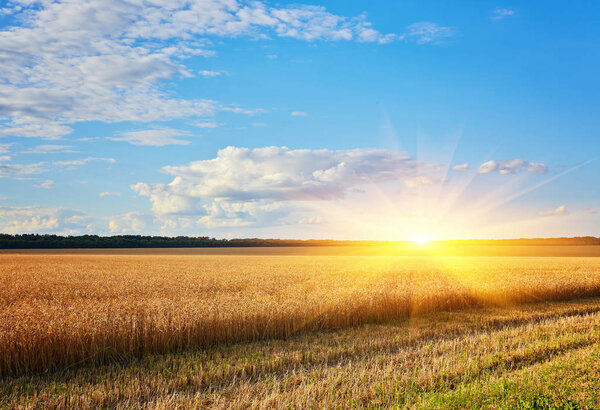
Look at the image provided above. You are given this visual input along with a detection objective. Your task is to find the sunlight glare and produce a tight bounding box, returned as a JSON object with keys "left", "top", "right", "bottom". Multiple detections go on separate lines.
{"left": 411, "top": 235, "right": 431, "bottom": 246}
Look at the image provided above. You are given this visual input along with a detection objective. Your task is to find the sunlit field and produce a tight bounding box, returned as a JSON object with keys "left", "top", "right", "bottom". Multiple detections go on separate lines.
{"left": 3, "top": 246, "right": 600, "bottom": 392}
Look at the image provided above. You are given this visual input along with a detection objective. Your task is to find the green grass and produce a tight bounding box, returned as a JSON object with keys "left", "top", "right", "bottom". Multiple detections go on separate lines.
{"left": 2, "top": 298, "right": 600, "bottom": 409}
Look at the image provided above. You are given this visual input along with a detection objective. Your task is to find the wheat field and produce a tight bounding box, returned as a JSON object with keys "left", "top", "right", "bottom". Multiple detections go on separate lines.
{"left": 2, "top": 248, "right": 600, "bottom": 380}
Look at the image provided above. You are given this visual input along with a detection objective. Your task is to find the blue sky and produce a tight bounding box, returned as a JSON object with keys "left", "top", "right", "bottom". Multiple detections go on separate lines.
{"left": 0, "top": 0, "right": 599, "bottom": 239}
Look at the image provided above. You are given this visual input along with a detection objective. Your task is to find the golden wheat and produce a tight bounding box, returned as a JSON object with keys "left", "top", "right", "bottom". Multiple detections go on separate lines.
{"left": 2, "top": 250, "right": 600, "bottom": 377}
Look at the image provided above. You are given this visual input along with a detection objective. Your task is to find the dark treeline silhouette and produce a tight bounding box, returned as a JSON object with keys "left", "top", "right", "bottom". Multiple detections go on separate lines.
{"left": 0, "top": 234, "right": 599, "bottom": 249}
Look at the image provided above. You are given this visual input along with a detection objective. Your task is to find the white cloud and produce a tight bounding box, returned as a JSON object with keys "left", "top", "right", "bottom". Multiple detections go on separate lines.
{"left": 108, "top": 212, "right": 149, "bottom": 233}
{"left": 452, "top": 163, "right": 469, "bottom": 171}
{"left": 492, "top": 8, "right": 515, "bottom": 20}
{"left": 298, "top": 216, "right": 324, "bottom": 224}
{"left": 132, "top": 146, "right": 443, "bottom": 227}
{"left": 194, "top": 121, "right": 222, "bottom": 128}
{"left": 0, "top": 122, "right": 74, "bottom": 140}
{"left": 75, "top": 137, "right": 101, "bottom": 142}
{"left": 478, "top": 159, "right": 547, "bottom": 175}
{"left": 0, "top": 205, "right": 152, "bottom": 235}
{"left": 22, "top": 144, "right": 76, "bottom": 154}
{"left": 538, "top": 205, "right": 568, "bottom": 217}
{"left": 0, "top": 156, "right": 11, "bottom": 162}
{"left": 0, "top": 143, "right": 12, "bottom": 154}
{"left": 399, "top": 22, "right": 453, "bottom": 44}
{"left": 0, "top": 161, "right": 45, "bottom": 176}
{"left": 196, "top": 200, "right": 293, "bottom": 228}
{"left": 108, "top": 127, "right": 193, "bottom": 146}
{"left": 33, "top": 179, "right": 54, "bottom": 189}
{"left": 53, "top": 157, "right": 115, "bottom": 167}
{"left": 291, "top": 111, "right": 307, "bottom": 116}
{"left": 199, "top": 70, "right": 227, "bottom": 77}
{"left": 0, "top": 0, "right": 397, "bottom": 140}
{"left": 0, "top": 206, "right": 91, "bottom": 234}
{"left": 99, "top": 191, "right": 120, "bottom": 198}
{"left": 221, "top": 107, "right": 267, "bottom": 115}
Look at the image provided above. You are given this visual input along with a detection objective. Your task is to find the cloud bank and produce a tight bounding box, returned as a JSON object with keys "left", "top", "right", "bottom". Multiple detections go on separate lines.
{"left": 0, "top": 0, "right": 403, "bottom": 141}
{"left": 132, "top": 145, "right": 443, "bottom": 227}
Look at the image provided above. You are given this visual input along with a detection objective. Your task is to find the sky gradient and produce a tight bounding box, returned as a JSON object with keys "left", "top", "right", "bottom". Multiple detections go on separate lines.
{"left": 0, "top": 0, "right": 599, "bottom": 240}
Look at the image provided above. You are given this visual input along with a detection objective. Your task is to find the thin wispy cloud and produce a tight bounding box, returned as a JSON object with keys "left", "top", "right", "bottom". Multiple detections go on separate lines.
{"left": 399, "top": 22, "right": 454, "bottom": 44}
{"left": 33, "top": 180, "right": 54, "bottom": 190}
{"left": 108, "top": 128, "right": 193, "bottom": 146}
{"left": 492, "top": 8, "right": 516, "bottom": 20}
{"left": 452, "top": 163, "right": 469, "bottom": 171}
{"left": 199, "top": 70, "right": 227, "bottom": 77}
{"left": 22, "top": 145, "right": 77, "bottom": 154}
{"left": 194, "top": 122, "right": 222, "bottom": 128}
{"left": 53, "top": 158, "right": 115, "bottom": 167}
{"left": 99, "top": 192, "right": 121, "bottom": 198}
{"left": 538, "top": 205, "right": 568, "bottom": 217}
{"left": 0, "top": 162, "right": 45, "bottom": 176}
{"left": 0, "top": 143, "right": 12, "bottom": 154}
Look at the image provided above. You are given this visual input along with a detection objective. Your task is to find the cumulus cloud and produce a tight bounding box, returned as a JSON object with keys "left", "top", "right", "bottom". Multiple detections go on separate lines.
{"left": 0, "top": 205, "right": 153, "bottom": 235}
{"left": 0, "top": 0, "right": 399, "bottom": 140}
{"left": 53, "top": 157, "right": 115, "bottom": 167}
{"left": 452, "top": 163, "right": 469, "bottom": 171}
{"left": 108, "top": 127, "right": 193, "bottom": 146}
{"left": 33, "top": 179, "right": 54, "bottom": 189}
{"left": 197, "top": 200, "right": 294, "bottom": 228}
{"left": 99, "top": 192, "right": 120, "bottom": 198}
{"left": 108, "top": 212, "right": 149, "bottom": 233}
{"left": 291, "top": 111, "right": 307, "bottom": 116}
{"left": 478, "top": 159, "right": 547, "bottom": 175}
{"left": 132, "top": 146, "right": 443, "bottom": 227}
{"left": 0, "top": 206, "right": 92, "bottom": 234}
{"left": 538, "top": 205, "right": 568, "bottom": 217}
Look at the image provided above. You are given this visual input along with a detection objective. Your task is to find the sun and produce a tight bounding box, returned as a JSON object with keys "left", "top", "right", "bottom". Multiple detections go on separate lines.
{"left": 411, "top": 235, "right": 431, "bottom": 246}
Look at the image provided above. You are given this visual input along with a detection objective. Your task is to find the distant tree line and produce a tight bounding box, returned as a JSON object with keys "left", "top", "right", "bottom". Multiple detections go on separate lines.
{"left": 0, "top": 234, "right": 599, "bottom": 249}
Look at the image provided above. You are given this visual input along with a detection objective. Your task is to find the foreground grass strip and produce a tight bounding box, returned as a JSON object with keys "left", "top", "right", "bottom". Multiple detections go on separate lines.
{"left": 2, "top": 298, "right": 600, "bottom": 408}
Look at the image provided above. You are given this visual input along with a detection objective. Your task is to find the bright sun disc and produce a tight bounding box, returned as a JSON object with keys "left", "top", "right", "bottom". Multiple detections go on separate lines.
{"left": 411, "top": 236, "right": 430, "bottom": 245}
